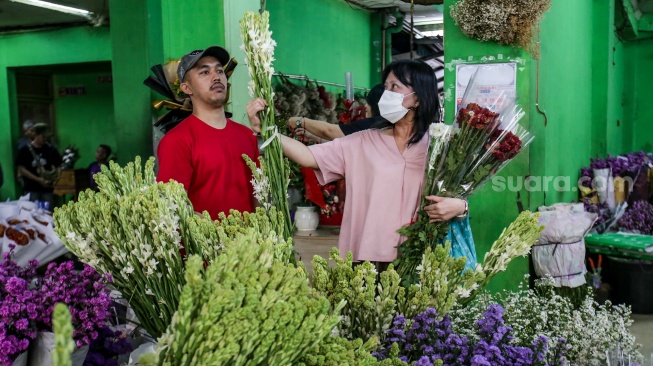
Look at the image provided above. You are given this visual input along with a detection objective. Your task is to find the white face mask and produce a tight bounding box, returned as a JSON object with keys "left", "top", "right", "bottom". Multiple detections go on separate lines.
{"left": 377, "top": 90, "right": 416, "bottom": 123}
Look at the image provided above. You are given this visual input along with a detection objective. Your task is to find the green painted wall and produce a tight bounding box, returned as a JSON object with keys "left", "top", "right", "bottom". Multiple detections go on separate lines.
{"left": 223, "top": 0, "right": 259, "bottom": 122}
{"left": 0, "top": 26, "right": 112, "bottom": 200}
{"left": 109, "top": 0, "right": 163, "bottom": 170}
{"left": 161, "top": 0, "right": 226, "bottom": 61}
{"left": 267, "top": 0, "right": 375, "bottom": 94}
{"left": 53, "top": 69, "right": 115, "bottom": 169}
{"left": 625, "top": 39, "right": 653, "bottom": 152}
{"left": 531, "top": 0, "right": 598, "bottom": 207}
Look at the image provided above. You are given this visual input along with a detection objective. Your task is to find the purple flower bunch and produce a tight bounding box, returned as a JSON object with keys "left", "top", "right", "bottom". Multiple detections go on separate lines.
{"left": 0, "top": 253, "right": 40, "bottom": 366}
{"left": 618, "top": 200, "right": 653, "bottom": 235}
{"left": 34, "top": 261, "right": 112, "bottom": 348}
{"left": 584, "top": 151, "right": 650, "bottom": 179}
{"left": 375, "top": 305, "right": 567, "bottom": 366}
{"left": 582, "top": 197, "right": 611, "bottom": 228}
{"left": 83, "top": 326, "right": 133, "bottom": 366}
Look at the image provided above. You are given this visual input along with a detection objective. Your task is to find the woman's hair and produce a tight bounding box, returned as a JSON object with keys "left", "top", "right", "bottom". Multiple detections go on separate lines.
{"left": 375, "top": 59, "right": 440, "bottom": 146}
{"left": 365, "top": 84, "right": 385, "bottom": 117}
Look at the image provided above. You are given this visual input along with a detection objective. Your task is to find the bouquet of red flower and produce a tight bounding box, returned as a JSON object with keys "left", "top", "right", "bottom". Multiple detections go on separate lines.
{"left": 395, "top": 67, "right": 534, "bottom": 283}
{"left": 337, "top": 97, "right": 367, "bottom": 124}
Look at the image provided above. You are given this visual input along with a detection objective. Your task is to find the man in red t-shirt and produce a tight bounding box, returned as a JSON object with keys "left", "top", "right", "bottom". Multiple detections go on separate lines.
{"left": 156, "top": 46, "right": 259, "bottom": 220}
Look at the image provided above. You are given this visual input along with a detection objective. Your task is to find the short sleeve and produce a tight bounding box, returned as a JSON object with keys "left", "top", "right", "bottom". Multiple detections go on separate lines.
{"left": 156, "top": 132, "right": 192, "bottom": 188}
{"left": 308, "top": 137, "right": 347, "bottom": 185}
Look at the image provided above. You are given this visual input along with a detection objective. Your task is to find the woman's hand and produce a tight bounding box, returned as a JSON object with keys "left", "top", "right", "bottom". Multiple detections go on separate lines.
{"left": 246, "top": 98, "right": 267, "bottom": 133}
{"left": 424, "top": 196, "right": 467, "bottom": 223}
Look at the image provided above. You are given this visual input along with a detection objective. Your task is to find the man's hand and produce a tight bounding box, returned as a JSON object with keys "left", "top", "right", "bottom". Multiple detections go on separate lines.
{"left": 246, "top": 98, "right": 267, "bottom": 133}
{"left": 287, "top": 117, "right": 302, "bottom": 131}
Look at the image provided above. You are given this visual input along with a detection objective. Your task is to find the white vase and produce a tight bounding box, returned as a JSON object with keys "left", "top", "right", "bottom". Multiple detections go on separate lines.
{"left": 29, "top": 332, "right": 89, "bottom": 366}
{"left": 295, "top": 206, "right": 319, "bottom": 231}
{"left": 11, "top": 351, "right": 27, "bottom": 366}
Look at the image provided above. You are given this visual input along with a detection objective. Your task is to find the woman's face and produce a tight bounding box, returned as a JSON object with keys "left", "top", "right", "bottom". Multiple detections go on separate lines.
{"left": 384, "top": 71, "right": 419, "bottom": 109}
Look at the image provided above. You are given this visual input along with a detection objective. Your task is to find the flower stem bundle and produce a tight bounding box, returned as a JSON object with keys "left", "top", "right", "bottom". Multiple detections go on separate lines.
{"left": 140, "top": 231, "right": 342, "bottom": 366}
{"left": 54, "top": 157, "right": 291, "bottom": 338}
{"left": 240, "top": 11, "right": 293, "bottom": 242}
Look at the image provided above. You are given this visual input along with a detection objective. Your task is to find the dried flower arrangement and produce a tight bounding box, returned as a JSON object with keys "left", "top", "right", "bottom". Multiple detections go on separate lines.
{"left": 450, "top": 0, "right": 552, "bottom": 58}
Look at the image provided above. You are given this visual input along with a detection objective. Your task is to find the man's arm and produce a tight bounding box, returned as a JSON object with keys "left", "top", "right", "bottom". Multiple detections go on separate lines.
{"left": 18, "top": 165, "right": 46, "bottom": 186}
{"left": 287, "top": 117, "right": 345, "bottom": 141}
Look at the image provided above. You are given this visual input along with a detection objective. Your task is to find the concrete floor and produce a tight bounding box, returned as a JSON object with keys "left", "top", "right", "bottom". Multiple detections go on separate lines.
{"left": 293, "top": 228, "right": 653, "bottom": 363}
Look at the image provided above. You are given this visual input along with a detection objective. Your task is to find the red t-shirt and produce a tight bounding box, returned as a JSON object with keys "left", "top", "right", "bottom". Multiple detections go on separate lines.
{"left": 156, "top": 115, "right": 260, "bottom": 220}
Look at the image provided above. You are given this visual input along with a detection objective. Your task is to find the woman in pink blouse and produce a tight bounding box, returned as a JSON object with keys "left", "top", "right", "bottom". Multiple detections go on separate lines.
{"left": 246, "top": 60, "right": 468, "bottom": 268}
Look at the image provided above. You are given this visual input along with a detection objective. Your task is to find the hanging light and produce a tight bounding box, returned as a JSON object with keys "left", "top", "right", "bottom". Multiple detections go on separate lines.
{"left": 9, "top": 0, "right": 93, "bottom": 19}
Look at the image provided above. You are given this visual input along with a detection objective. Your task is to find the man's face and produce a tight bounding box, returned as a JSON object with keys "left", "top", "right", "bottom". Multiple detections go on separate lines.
{"left": 25, "top": 127, "right": 35, "bottom": 139}
{"left": 32, "top": 133, "right": 45, "bottom": 145}
{"left": 180, "top": 56, "right": 228, "bottom": 108}
{"left": 95, "top": 147, "right": 107, "bottom": 162}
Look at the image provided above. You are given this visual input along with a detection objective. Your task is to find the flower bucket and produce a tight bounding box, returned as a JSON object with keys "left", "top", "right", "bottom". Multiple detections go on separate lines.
{"left": 295, "top": 206, "right": 319, "bottom": 231}
{"left": 29, "top": 332, "right": 89, "bottom": 366}
{"left": 11, "top": 351, "right": 28, "bottom": 366}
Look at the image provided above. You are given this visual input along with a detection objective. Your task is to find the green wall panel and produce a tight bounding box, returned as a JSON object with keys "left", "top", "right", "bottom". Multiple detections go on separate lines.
{"left": 53, "top": 70, "right": 115, "bottom": 169}
{"left": 109, "top": 0, "right": 164, "bottom": 170}
{"left": 161, "top": 0, "right": 226, "bottom": 61}
{"left": 267, "top": 0, "right": 375, "bottom": 93}
{"left": 625, "top": 40, "right": 653, "bottom": 152}
{"left": 533, "top": 0, "right": 596, "bottom": 205}
{"left": 222, "top": 0, "right": 259, "bottom": 123}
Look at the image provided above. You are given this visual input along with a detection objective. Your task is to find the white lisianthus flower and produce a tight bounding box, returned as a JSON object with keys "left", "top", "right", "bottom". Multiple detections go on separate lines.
{"left": 429, "top": 123, "right": 451, "bottom": 138}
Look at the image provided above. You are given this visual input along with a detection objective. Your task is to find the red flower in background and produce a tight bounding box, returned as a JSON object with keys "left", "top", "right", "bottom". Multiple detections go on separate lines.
{"left": 337, "top": 99, "right": 367, "bottom": 124}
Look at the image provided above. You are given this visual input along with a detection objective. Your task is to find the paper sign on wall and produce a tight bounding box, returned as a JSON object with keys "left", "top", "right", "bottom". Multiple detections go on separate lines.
{"left": 455, "top": 62, "right": 517, "bottom": 113}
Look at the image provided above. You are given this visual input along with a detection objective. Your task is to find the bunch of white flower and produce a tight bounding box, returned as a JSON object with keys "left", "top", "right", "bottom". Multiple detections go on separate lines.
{"left": 240, "top": 11, "right": 293, "bottom": 242}
{"left": 450, "top": 277, "right": 643, "bottom": 365}
{"left": 55, "top": 157, "right": 292, "bottom": 338}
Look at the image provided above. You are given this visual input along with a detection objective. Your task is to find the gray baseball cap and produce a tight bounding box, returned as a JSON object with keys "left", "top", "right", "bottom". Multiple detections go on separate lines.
{"left": 177, "top": 46, "right": 230, "bottom": 82}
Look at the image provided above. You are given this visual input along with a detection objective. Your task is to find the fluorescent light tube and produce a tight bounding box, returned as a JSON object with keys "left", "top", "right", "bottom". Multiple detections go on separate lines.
{"left": 10, "top": 0, "right": 93, "bottom": 19}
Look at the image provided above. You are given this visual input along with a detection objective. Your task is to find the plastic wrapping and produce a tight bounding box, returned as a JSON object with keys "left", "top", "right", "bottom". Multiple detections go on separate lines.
{"left": 11, "top": 351, "right": 27, "bottom": 366}
{"left": 29, "top": 332, "right": 88, "bottom": 366}
{"left": 532, "top": 203, "right": 597, "bottom": 287}
{"left": 594, "top": 167, "right": 616, "bottom": 210}
{"left": 0, "top": 199, "right": 67, "bottom": 266}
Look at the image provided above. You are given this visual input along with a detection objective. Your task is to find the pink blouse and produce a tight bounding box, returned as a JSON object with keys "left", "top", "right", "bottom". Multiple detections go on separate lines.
{"left": 309, "top": 129, "right": 428, "bottom": 262}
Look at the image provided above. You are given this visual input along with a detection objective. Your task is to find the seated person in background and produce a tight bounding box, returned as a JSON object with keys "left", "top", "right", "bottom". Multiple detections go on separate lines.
{"left": 287, "top": 84, "right": 386, "bottom": 142}
{"left": 15, "top": 123, "right": 62, "bottom": 210}
{"left": 89, "top": 144, "right": 112, "bottom": 190}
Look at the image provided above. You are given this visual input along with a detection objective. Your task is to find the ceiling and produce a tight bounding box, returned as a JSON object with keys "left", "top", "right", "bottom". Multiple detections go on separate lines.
{"left": 0, "top": 0, "right": 107, "bottom": 32}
